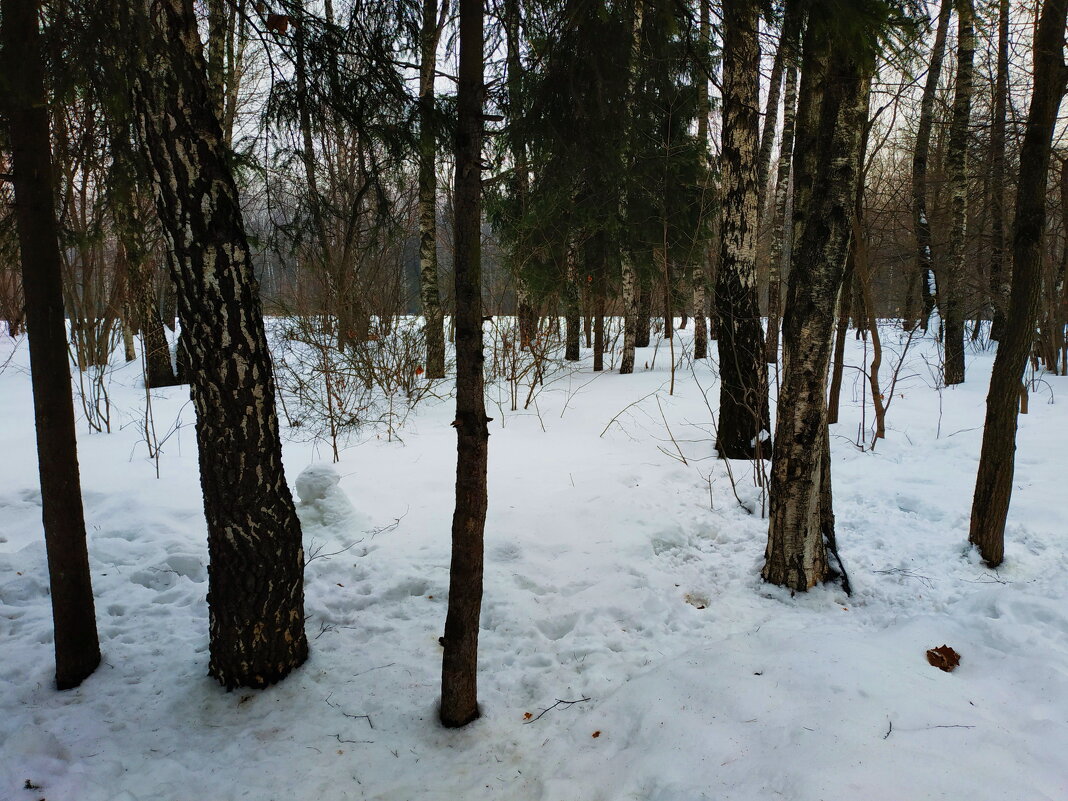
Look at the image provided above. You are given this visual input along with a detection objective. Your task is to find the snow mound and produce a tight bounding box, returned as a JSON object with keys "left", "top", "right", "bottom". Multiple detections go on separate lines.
{"left": 294, "top": 463, "right": 363, "bottom": 531}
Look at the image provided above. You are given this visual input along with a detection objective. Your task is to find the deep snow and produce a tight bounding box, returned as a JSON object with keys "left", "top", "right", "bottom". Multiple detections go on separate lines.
{"left": 1, "top": 322, "right": 1066, "bottom": 801}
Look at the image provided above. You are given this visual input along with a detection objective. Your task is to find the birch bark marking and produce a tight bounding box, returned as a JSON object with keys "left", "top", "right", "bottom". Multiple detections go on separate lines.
{"left": 716, "top": 0, "right": 771, "bottom": 459}
{"left": 763, "top": 27, "right": 870, "bottom": 592}
{"left": 907, "top": 1, "right": 951, "bottom": 330}
{"left": 692, "top": 0, "right": 710, "bottom": 360}
{"left": 130, "top": 0, "right": 307, "bottom": 688}
{"left": 620, "top": 0, "right": 644, "bottom": 375}
{"left": 420, "top": 0, "right": 447, "bottom": 378}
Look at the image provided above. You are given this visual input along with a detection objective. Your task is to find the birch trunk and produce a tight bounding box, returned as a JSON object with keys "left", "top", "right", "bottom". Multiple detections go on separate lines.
{"left": 906, "top": 1, "right": 951, "bottom": 330}
{"left": 619, "top": 0, "right": 644, "bottom": 375}
{"left": 716, "top": 0, "right": 771, "bottom": 459}
{"left": 763, "top": 30, "right": 871, "bottom": 592}
{"left": 765, "top": 60, "right": 798, "bottom": 364}
{"left": 130, "top": 0, "right": 308, "bottom": 688}
{"left": 988, "top": 0, "right": 1009, "bottom": 342}
{"left": 420, "top": 0, "right": 446, "bottom": 377}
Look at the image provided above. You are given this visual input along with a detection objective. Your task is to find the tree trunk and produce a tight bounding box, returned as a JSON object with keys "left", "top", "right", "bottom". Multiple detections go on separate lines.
{"left": 763, "top": 23, "right": 870, "bottom": 592}
{"left": 941, "top": 0, "right": 974, "bottom": 386}
{"left": 2, "top": 0, "right": 101, "bottom": 690}
{"left": 988, "top": 0, "right": 1009, "bottom": 342}
{"left": 619, "top": 0, "right": 645, "bottom": 375}
{"left": 564, "top": 240, "right": 581, "bottom": 361}
{"left": 692, "top": 0, "right": 710, "bottom": 360}
{"left": 440, "top": 0, "right": 488, "bottom": 728}
{"left": 716, "top": 0, "right": 771, "bottom": 459}
{"left": 765, "top": 59, "right": 798, "bottom": 364}
{"left": 420, "top": 0, "right": 446, "bottom": 378}
{"left": 636, "top": 271, "right": 652, "bottom": 348}
{"left": 129, "top": 0, "right": 307, "bottom": 689}
{"left": 969, "top": 0, "right": 1068, "bottom": 567}
{"left": 906, "top": 0, "right": 951, "bottom": 330}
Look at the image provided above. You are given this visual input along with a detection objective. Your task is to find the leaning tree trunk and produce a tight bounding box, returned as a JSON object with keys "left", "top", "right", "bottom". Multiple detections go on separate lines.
{"left": 941, "top": 0, "right": 974, "bottom": 386}
{"left": 906, "top": 0, "right": 951, "bottom": 331}
{"left": 716, "top": 0, "right": 771, "bottom": 459}
{"left": 765, "top": 59, "right": 798, "bottom": 364}
{"left": 988, "top": 0, "right": 1010, "bottom": 342}
{"left": 763, "top": 25, "right": 870, "bottom": 592}
{"left": 969, "top": 0, "right": 1068, "bottom": 567}
{"left": 440, "top": 0, "right": 488, "bottom": 728}
{"left": 2, "top": 0, "right": 101, "bottom": 690}
{"left": 419, "top": 0, "right": 446, "bottom": 378}
{"left": 128, "top": 0, "right": 307, "bottom": 688}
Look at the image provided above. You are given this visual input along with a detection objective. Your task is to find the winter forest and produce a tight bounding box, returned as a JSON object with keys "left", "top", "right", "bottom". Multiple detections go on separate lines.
{"left": 2, "top": 0, "right": 1068, "bottom": 797}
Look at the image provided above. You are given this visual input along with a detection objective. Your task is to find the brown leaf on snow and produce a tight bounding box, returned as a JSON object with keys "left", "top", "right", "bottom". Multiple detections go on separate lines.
{"left": 926, "top": 644, "right": 961, "bottom": 672}
{"left": 591, "top": 730, "right": 601, "bottom": 738}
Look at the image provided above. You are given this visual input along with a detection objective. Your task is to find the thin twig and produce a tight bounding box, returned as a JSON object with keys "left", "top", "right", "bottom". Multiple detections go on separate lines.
{"left": 524, "top": 696, "right": 591, "bottom": 724}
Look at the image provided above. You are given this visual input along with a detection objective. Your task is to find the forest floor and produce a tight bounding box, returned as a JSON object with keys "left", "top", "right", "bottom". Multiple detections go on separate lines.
{"left": 2, "top": 321, "right": 1067, "bottom": 801}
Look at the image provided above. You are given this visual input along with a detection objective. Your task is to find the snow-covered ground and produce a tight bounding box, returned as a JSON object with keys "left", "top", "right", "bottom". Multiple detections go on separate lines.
{"left": 1, "top": 322, "right": 1066, "bottom": 801}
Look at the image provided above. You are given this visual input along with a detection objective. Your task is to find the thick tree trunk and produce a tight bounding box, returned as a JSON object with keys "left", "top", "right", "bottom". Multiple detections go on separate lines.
{"left": 765, "top": 60, "right": 798, "bottom": 364}
{"left": 764, "top": 25, "right": 870, "bottom": 592}
{"left": 969, "top": 0, "right": 1068, "bottom": 567}
{"left": 129, "top": 0, "right": 307, "bottom": 688}
{"left": 2, "top": 0, "right": 101, "bottom": 690}
{"left": 716, "top": 0, "right": 771, "bottom": 459}
{"left": 941, "top": 0, "right": 975, "bottom": 386}
{"left": 440, "top": 0, "right": 488, "bottom": 728}
{"left": 906, "top": 1, "right": 951, "bottom": 330}
{"left": 988, "top": 0, "right": 1010, "bottom": 342}
{"left": 420, "top": 0, "right": 446, "bottom": 378}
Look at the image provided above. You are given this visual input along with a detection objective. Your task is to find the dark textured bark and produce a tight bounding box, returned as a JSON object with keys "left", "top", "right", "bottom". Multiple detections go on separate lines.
{"left": 129, "top": 0, "right": 307, "bottom": 688}
{"left": 716, "top": 0, "right": 771, "bottom": 459}
{"left": 988, "top": 0, "right": 1009, "bottom": 342}
{"left": 564, "top": 242, "right": 581, "bottom": 361}
{"left": 941, "top": 0, "right": 974, "bottom": 386}
{"left": 969, "top": 0, "right": 1068, "bottom": 567}
{"left": 763, "top": 24, "right": 870, "bottom": 592}
{"left": 2, "top": 0, "right": 101, "bottom": 690}
{"left": 420, "top": 0, "right": 446, "bottom": 378}
{"left": 440, "top": 0, "right": 487, "bottom": 728}
{"left": 636, "top": 272, "right": 652, "bottom": 348}
{"left": 906, "top": 1, "right": 951, "bottom": 330}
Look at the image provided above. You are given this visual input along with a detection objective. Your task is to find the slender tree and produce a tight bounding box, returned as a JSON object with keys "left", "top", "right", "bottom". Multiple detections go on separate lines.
{"left": 716, "top": 0, "right": 771, "bottom": 459}
{"left": 419, "top": 0, "right": 447, "bottom": 378}
{"left": 1, "top": 0, "right": 101, "bottom": 690}
{"left": 905, "top": 0, "right": 951, "bottom": 330}
{"left": 440, "top": 0, "right": 488, "bottom": 728}
{"left": 969, "top": 0, "right": 1068, "bottom": 567}
{"left": 764, "top": 5, "right": 800, "bottom": 365}
{"left": 692, "top": 0, "right": 711, "bottom": 360}
{"left": 988, "top": 0, "right": 1009, "bottom": 341}
{"left": 126, "top": 0, "right": 308, "bottom": 688}
{"left": 941, "top": 0, "right": 975, "bottom": 386}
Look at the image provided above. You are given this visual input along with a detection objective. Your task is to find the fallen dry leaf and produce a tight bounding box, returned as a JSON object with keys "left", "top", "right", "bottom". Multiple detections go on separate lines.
{"left": 926, "top": 644, "right": 961, "bottom": 672}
